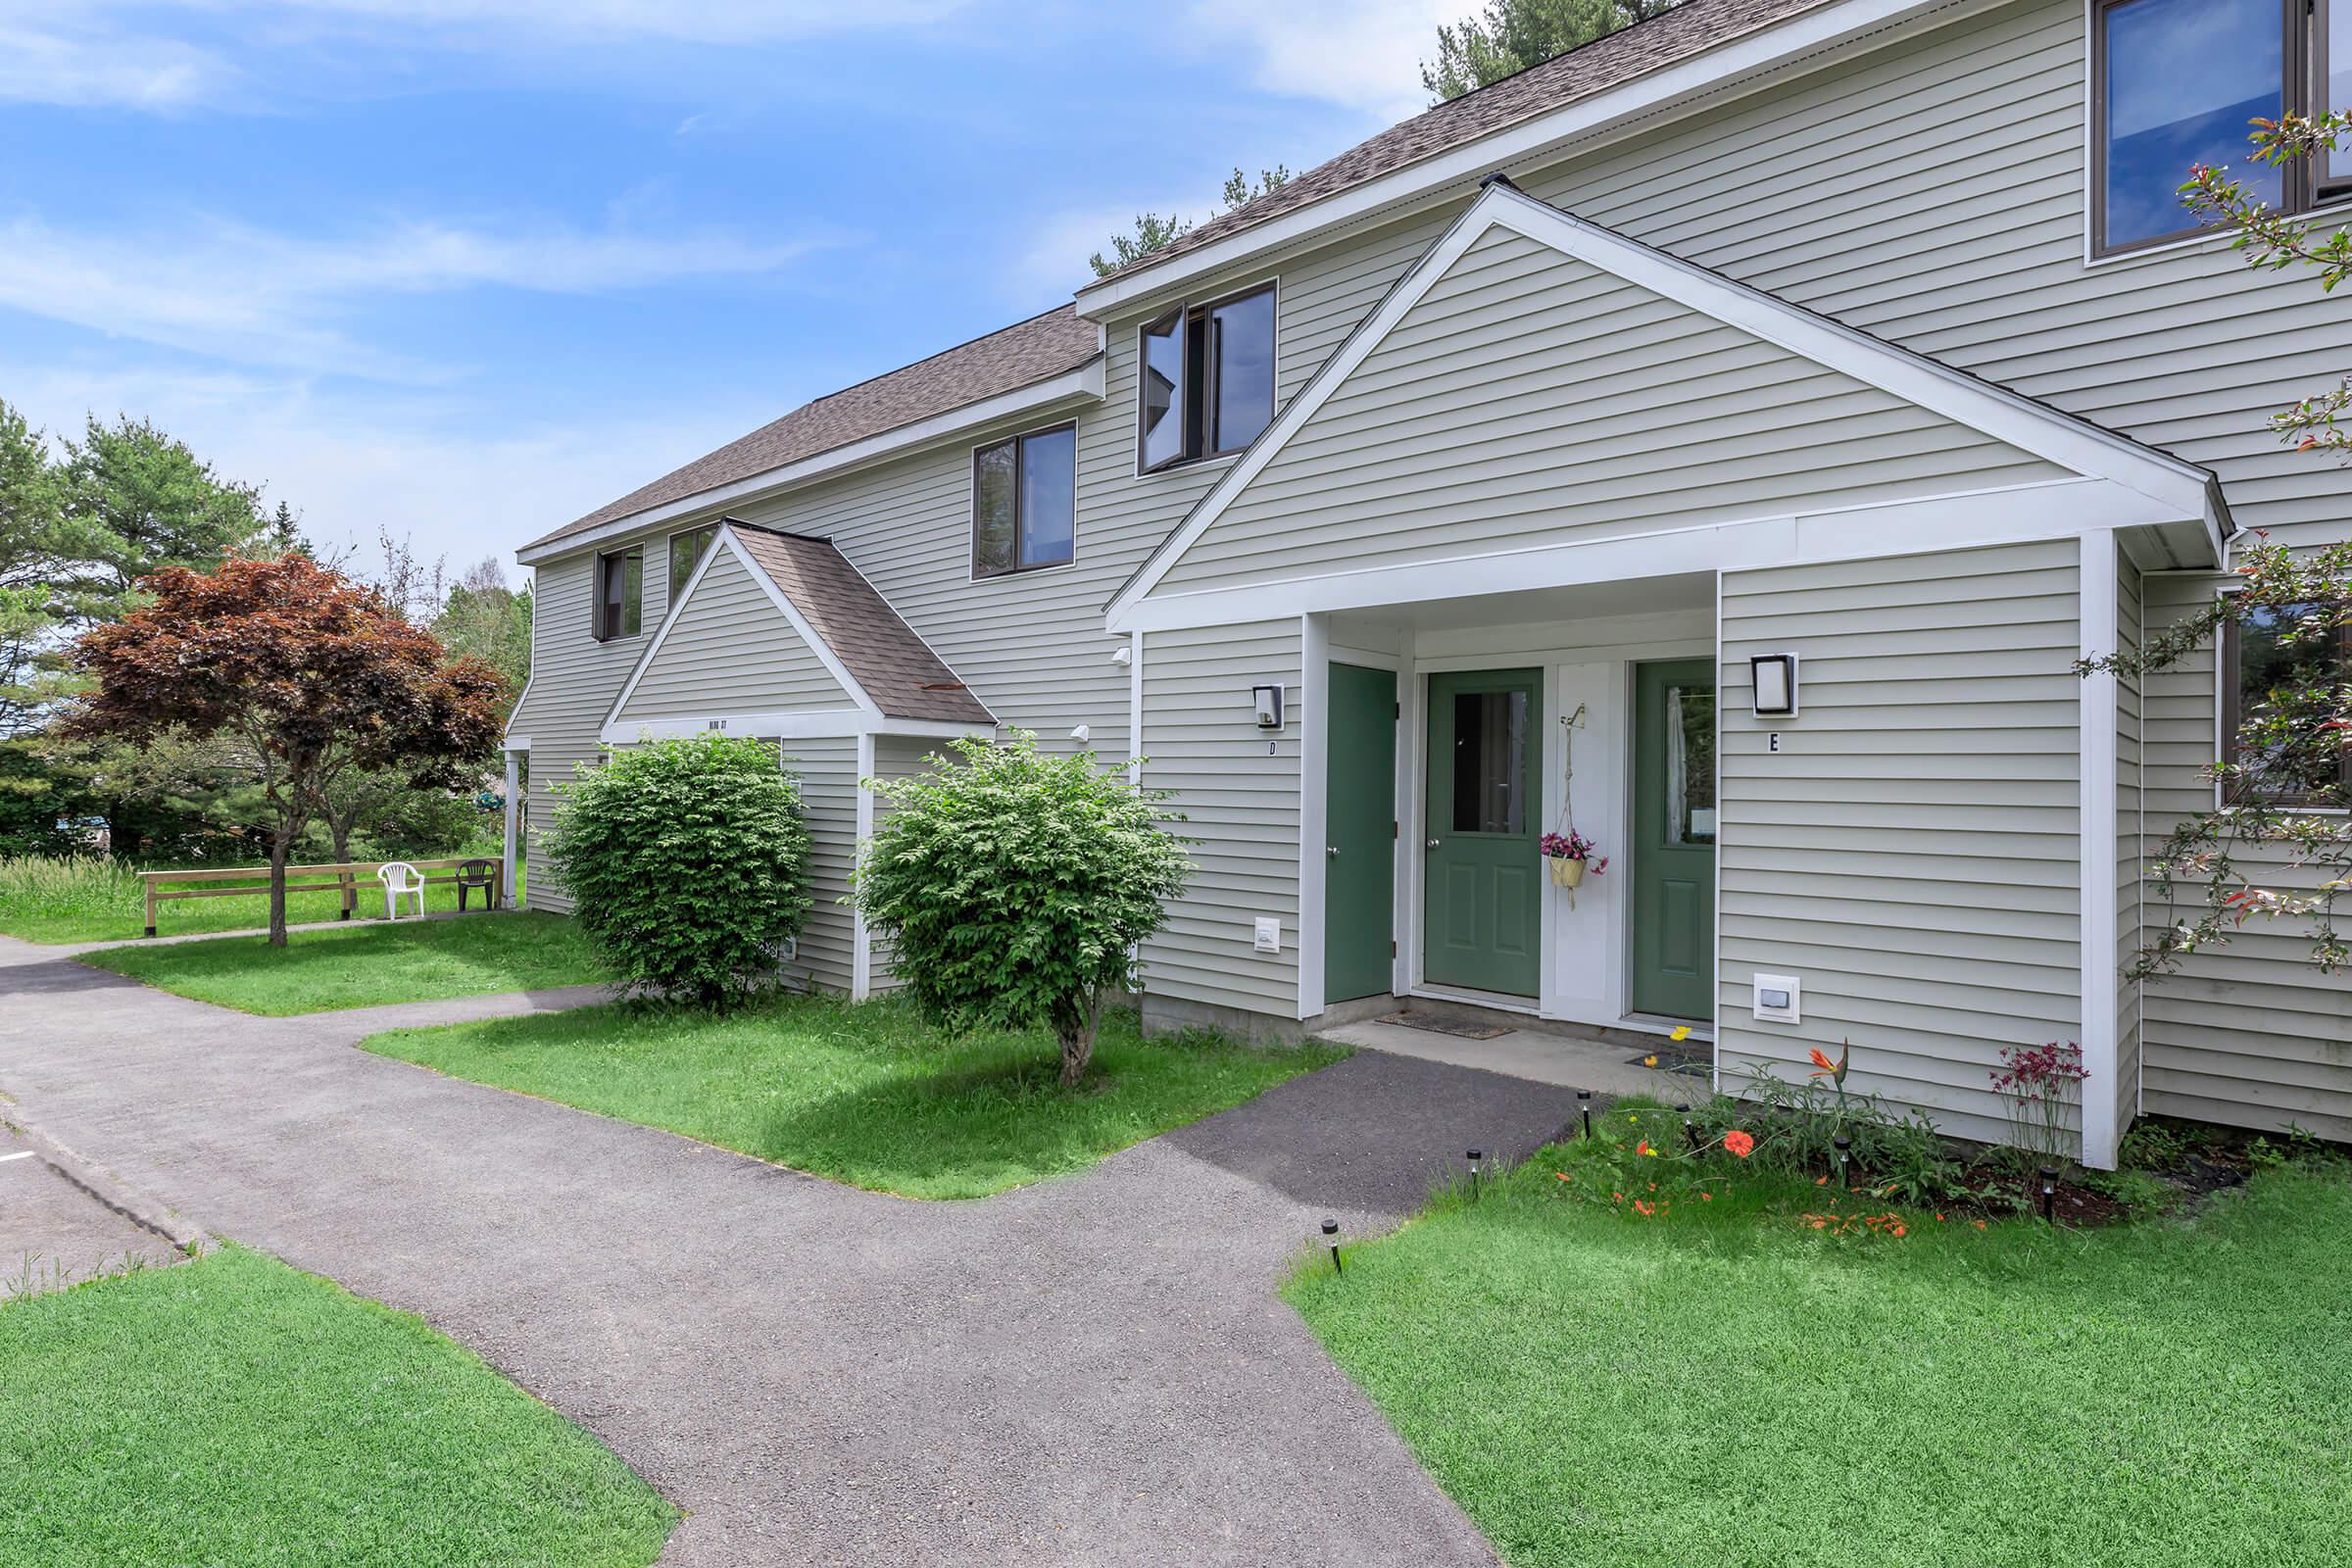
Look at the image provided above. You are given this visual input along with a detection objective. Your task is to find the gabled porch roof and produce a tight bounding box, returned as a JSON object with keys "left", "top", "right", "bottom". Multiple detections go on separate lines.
{"left": 1105, "top": 181, "right": 2227, "bottom": 635}
{"left": 604, "top": 521, "right": 994, "bottom": 744}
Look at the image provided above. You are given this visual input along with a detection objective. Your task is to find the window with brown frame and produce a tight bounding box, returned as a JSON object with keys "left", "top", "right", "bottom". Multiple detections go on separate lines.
{"left": 2222, "top": 603, "right": 2352, "bottom": 803}
{"left": 594, "top": 546, "right": 642, "bottom": 641}
{"left": 972, "top": 423, "right": 1076, "bottom": 577}
{"left": 2090, "top": 0, "right": 2352, "bottom": 258}
{"left": 668, "top": 523, "right": 718, "bottom": 606}
{"left": 1137, "top": 282, "right": 1274, "bottom": 471}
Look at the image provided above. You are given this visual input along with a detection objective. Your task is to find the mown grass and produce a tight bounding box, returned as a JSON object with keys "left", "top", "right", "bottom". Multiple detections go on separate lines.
{"left": 1286, "top": 1102, "right": 2352, "bottom": 1568}
{"left": 0, "top": 854, "right": 527, "bottom": 945}
{"left": 365, "top": 993, "right": 1345, "bottom": 1199}
{"left": 0, "top": 1246, "right": 674, "bottom": 1568}
{"left": 79, "top": 911, "right": 609, "bottom": 1013}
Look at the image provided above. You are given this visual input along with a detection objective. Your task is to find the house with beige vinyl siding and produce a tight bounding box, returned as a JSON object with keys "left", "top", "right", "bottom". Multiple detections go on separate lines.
{"left": 507, "top": 0, "right": 2352, "bottom": 1166}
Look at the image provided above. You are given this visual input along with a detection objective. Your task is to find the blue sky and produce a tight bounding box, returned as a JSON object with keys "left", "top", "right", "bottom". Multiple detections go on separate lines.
{"left": 0, "top": 0, "right": 1456, "bottom": 581}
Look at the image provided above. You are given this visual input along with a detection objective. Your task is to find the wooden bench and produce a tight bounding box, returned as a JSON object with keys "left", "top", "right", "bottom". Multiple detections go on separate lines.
{"left": 138, "top": 858, "right": 487, "bottom": 938}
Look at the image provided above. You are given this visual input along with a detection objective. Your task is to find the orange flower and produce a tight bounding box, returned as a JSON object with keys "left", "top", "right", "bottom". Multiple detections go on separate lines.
{"left": 1700, "top": 1191, "right": 1713, "bottom": 1202}
{"left": 1642, "top": 1054, "right": 1659, "bottom": 1068}
{"left": 1723, "top": 1130, "right": 1755, "bottom": 1158}
{"left": 1807, "top": 1042, "right": 1851, "bottom": 1086}
{"left": 1555, "top": 1171, "right": 1572, "bottom": 1182}
{"left": 1636, "top": 1141, "right": 1655, "bottom": 1157}
{"left": 1633, "top": 1200, "right": 1655, "bottom": 1216}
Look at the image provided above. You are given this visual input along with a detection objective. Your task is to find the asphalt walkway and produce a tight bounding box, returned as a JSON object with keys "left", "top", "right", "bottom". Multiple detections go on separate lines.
{"left": 0, "top": 936, "right": 1584, "bottom": 1565}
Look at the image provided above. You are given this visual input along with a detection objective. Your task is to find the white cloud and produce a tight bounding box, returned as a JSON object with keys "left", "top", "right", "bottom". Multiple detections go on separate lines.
{"left": 237, "top": 0, "right": 971, "bottom": 46}
{"left": 4, "top": 358, "right": 750, "bottom": 578}
{"left": 1004, "top": 197, "right": 1210, "bottom": 308}
{"left": 0, "top": 214, "right": 842, "bottom": 378}
{"left": 0, "top": 20, "right": 236, "bottom": 109}
{"left": 1184, "top": 0, "right": 1458, "bottom": 123}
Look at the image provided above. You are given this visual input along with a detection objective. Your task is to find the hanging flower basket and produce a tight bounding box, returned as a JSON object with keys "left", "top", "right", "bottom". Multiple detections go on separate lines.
{"left": 1541, "top": 830, "right": 1606, "bottom": 891}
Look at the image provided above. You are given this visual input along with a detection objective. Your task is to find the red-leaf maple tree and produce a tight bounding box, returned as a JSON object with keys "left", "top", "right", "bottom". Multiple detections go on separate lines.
{"left": 67, "top": 554, "right": 507, "bottom": 945}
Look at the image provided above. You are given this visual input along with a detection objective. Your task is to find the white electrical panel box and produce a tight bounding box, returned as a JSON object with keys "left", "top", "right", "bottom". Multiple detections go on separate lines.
{"left": 1752, "top": 973, "right": 1800, "bottom": 1024}
{"left": 1252, "top": 917, "right": 1282, "bottom": 954}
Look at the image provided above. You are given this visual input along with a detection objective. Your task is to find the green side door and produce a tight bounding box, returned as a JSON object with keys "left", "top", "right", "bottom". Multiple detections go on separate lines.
{"left": 1631, "top": 659, "right": 1717, "bottom": 1021}
{"left": 1423, "top": 667, "right": 1541, "bottom": 998}
{"left": 1324, "top": 662, "right": 1397, "bottom": 1005}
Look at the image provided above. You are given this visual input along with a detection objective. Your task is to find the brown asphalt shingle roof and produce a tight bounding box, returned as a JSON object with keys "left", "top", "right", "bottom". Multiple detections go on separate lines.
{"left": 728, "top": 523, "right": 995, "bottom": 727}
{"left": 526, "top": 306, "right": 1100, "bottom": 553}
{"left": 1096, "top": 0, "right": 1836, "bottom": 284}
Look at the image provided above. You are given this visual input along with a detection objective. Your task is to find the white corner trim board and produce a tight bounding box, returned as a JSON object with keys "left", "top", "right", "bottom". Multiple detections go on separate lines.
{"left": 1102, "top": 182, "right": 2222, "bottom": 631}
{"left": 518, "top": 363, "right": 1105, "bottom": 567}
{"left": 1070, "top": 0, "right": 1969, "bottom": 318}
{"left": 2077, "top": 529, "right": 2122, "bottom": 1171}
{"left": 852, "top": 730, "right": 876, "bottom": 1002}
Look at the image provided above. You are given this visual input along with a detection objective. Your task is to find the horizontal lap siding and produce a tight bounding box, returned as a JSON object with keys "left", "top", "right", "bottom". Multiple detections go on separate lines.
{"left": 1718, "top": 540, "right": 2082, "bottom": 1149}
{"left": 785, "top": 735, "right": 857, "bottom": 994}
{"left": 510, "top": 550, "right": 675, "bottom": 913}
{"left": 2137, "top": 576, "right": 2352, "bottom": 1140}
{"left": 2114, "top": 559, "right": 2145, "bottom": 1146}
{"left": 1154, "top": 229, "right": 2059, "bottom": 597}
{"left": 613, "top": 546, "right": 851, "bottom": 722}
{"left": 1138, "top": 620, "right": 1302, "bottom": 1015}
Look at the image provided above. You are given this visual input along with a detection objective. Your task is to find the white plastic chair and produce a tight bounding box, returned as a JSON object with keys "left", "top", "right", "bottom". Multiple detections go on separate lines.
{"left": 377, "top": 860, "right": 425, "bottom": 921}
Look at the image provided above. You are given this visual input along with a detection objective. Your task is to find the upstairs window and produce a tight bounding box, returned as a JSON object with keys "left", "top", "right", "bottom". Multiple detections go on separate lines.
{"left": 2091, "top": 0, "right": 2352, "bottom": 256}
{"left": 668, "top": 523, "right": 719, "bottom": 606}
{"left": 594, "top": 546, "right": 641, "bottom": 641}
{"left": 973, "top": 422, "right": 1076, "bottom": 577}
{"left": 2224, "top": 603, "right": 2352, "bottom": 804}
{"left": 1137, "top": 282, "right": 1275, "bottom": 471}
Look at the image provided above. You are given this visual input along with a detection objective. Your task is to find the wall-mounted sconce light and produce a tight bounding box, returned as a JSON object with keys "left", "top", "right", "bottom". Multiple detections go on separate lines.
{"left": 1251, "top": 684, "right": 1284, "bottom": 729}
{"left": 1749, "top": 653, "right": 1799, "bottom": 716}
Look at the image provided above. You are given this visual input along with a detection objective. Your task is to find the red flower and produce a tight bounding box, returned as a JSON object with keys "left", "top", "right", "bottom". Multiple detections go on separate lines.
{"left": 1723, "top": 1130, "right": 1755, "bottom": 1158}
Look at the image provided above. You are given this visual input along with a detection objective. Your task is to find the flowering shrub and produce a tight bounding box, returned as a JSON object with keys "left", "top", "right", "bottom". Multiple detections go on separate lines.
{"left": 1990, "top": 1040, "right": 2088, "bottom": 1168}
{"left": 1540, "top": 828, "right": 1604, "bottom": 870}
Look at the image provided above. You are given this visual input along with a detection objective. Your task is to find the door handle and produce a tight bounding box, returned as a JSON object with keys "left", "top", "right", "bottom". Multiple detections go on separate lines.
{"left": 1425, "top": 837, "right": 1441, "bottom": 849}
{"left": 1325, "top": 845, "right": 1340, "bottom": 858}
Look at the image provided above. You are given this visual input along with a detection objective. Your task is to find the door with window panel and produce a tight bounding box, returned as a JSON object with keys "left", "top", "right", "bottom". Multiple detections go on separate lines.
{"left": 1423, "top": 668, "right": 1542, "bottom": 997}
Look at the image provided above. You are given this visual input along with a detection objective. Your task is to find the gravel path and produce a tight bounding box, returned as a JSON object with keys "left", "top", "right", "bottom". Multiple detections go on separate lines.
{"left": 0, "top": 936, "right": 1582, "bottom": 1566}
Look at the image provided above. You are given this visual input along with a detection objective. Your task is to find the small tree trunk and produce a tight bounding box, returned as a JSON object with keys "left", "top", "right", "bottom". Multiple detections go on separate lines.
{"left": 1054, "top": 991, "right": 1103, "bottom": 1087}
{"left": 267, "top": 826, "right": 293, "bottom": 948}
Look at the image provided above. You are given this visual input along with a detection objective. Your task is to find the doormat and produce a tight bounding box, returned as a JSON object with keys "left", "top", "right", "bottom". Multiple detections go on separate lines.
{"left": 1632, "top": 1047, "right": 1712, "bottom": 1078}
{"left": 1374, "top": 1011, "right": 1510, "bottom": 1041}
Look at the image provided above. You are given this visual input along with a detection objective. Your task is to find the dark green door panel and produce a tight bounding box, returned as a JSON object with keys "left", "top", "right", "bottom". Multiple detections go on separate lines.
{"left": 1631, "top": 659, "right": 1716, "bottom": 1021}
{"left": 1325, "top": 662, "right": 1397, "bottom": 1005}
{"left": 1423, "top": 667, "right": 1542, "bottom": 997}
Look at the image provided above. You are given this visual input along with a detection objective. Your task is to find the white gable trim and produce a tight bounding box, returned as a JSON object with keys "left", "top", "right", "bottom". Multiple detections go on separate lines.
{"left": 518, "top": 360, "right": 1105, "bottom": 567}
{"left": 1103, "top": 184, "right": 2223, "bottom": 629}
{"left": 603, "top": 524, "right": 880, "bottom": 731}
{"left": 1073, "top": 0, "right": 1971, "bottom": 318}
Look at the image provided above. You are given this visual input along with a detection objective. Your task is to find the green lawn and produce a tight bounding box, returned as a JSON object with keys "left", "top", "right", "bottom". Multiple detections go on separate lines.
{"left": 1286, "top": 1113, "right": 2352, "bottom": 1568}
{"left": 0, "top": 1246, "right": 673, "bottom": 1568}
{"left": 365, "top": 994, "right": 1345, "bottom": 1199}
{"left": 0, "top": 854, "right": 529, "bottom": 945}
{"left": 79, "top": 910, "right": 610, "bottom": 1014}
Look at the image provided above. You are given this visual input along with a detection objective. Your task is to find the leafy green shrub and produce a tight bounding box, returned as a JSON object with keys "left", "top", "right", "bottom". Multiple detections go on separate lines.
{"left": 545, "top": 733, "right": 810, "bottom": 1006}
{"left": 854, "top": 731, "right": 1193, "bottom": 1086}
{"left": 1692, "top": 1068, "right": 1972, "bottom": 1206}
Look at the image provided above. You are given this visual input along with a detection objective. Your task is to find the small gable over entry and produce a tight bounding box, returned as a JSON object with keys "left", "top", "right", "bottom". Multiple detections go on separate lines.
{"left": 1106, "top": 184, "right": 2223, "bottom": 631}
{"left": 606, "top": 522, "right": 994, "bottom": 742}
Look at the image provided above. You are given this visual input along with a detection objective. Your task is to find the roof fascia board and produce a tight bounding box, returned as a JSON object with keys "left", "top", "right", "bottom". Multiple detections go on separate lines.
{"left": 602, "top": 710, "right": 989, "bottom": 745}
{"left": 1104, "top": 185, "right": 2214, "bottom": 624}
{"left": 1071, "top": 0, "right": 1971, "bottom": 320}
{"left": 1110, "top": 475, "right": 2195, "bottom": 634}
{"left": 520, "top": 360, "right": 1104, "bottom": 566}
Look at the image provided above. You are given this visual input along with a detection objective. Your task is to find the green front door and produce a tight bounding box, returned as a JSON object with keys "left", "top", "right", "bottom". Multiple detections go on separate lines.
{"left": 1324, "top": 662, "right": 1397, "bottom": 1005}
{"left": 1423, "top": 668, "right": 1541, "bottom": 997}
{"left": 1631, "top": 659, "right": 1716, "bottom": 1021}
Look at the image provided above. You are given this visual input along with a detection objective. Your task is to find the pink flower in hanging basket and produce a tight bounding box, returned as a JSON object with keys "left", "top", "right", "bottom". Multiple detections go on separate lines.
{"left": 1541, "top": 829, "right": 1604, "bottom": 869}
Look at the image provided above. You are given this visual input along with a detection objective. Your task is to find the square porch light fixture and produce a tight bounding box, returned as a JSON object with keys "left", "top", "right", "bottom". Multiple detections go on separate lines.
{"left": 1749, "top": 654, "right": 1799, "bottom": 717}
